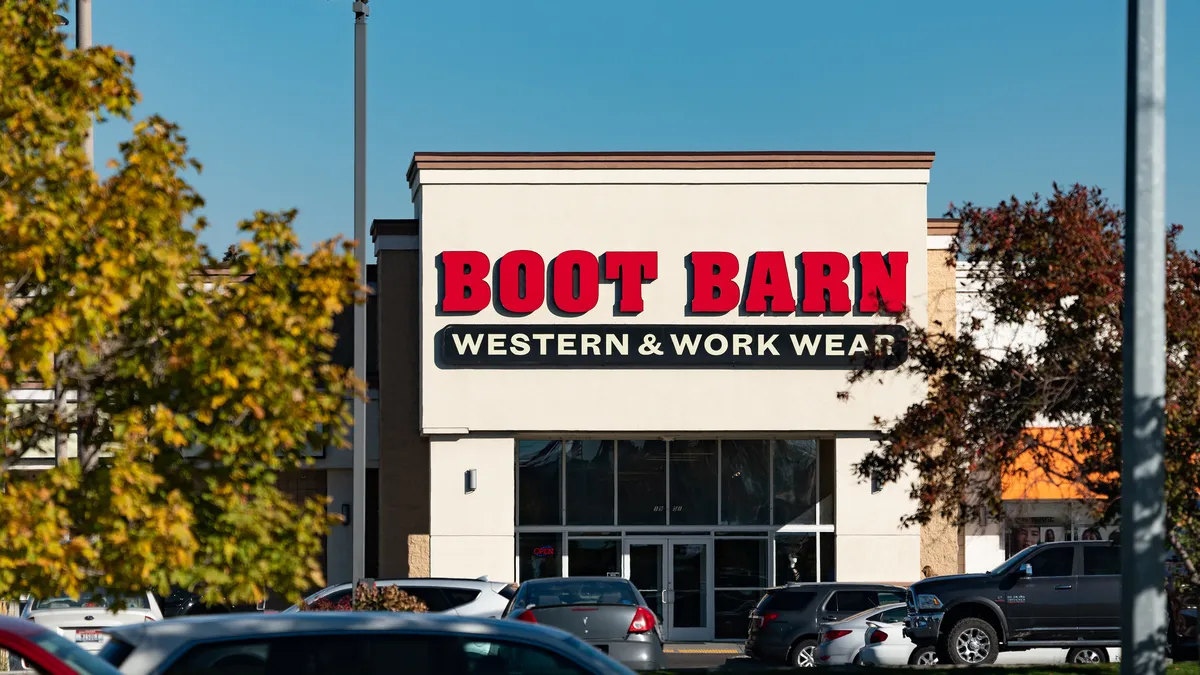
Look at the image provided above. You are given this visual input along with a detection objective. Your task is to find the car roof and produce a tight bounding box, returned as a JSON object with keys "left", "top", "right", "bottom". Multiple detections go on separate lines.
{"left": 775, "top": 582, "right": 904, "bottom": 592}
{"left": 520, "top": 576, "right": 632, "bottom": 584}
{"left": 317, "top": 577, "right": 505, "bottom": 592}
{"left": 107, "top": 612, "right": 569, "bottom": 648}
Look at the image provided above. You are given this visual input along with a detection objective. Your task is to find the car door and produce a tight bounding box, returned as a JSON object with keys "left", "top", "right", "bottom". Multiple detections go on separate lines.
{"left": 1002, "top": 544, "right": 1078, "bottom": 640}
{"left": 1075, "top": 543, "right": 1120, "bottom": 641}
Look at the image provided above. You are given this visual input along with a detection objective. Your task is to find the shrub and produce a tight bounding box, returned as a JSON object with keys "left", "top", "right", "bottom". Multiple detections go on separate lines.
{"left": 300, "top": 583, "right": 428, "bottom": 613}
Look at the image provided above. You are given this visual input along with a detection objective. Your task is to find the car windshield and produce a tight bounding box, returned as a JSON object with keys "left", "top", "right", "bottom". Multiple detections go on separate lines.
{"left": 512, "top": 580, "right": 639, "bottom": 610}
{"left": 989, "top": 546, "right": 1037, "bottom": 575}
{"left": 33, "top": 590, "right": 148, "bottom": 610}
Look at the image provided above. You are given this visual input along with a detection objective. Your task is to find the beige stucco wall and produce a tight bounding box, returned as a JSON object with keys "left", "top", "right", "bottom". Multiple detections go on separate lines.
{"left": 835, "top": 436, "right": 922, "bottom": 581}
{"left": 919, "top": 246, "right": 962, "bottom": 577}
{"left": 428, "top": 436, "right": 517, "bottom": 582}
{"left": 415, "top": 168, "right": 930, "bottom": 435}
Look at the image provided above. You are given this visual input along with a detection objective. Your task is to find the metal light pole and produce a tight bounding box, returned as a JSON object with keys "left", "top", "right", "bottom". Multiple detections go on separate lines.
{"left": 77, "top": 0, "right": 93, "bottom": 165}
{"left": 351, "top": 0, "right": 369, "bottom": 585}
{"left": 1120, "top": 0, "right": 1167, "bottom": 674}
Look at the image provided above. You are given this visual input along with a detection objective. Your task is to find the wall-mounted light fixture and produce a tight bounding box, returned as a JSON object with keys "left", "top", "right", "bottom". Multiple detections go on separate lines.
{"left": 341, "top": 503, "right": 351, "bottom": 526}
{"left": 465, "top": 469, "right": 477, "bottom": 494}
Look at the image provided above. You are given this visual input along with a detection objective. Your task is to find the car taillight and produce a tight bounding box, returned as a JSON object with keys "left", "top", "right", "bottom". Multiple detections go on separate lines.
{"left": 823, "top": 629, "right": 852, "bottom": 642}
{"left": 628, "top": 607, "right": 656, "bottom": 634}
{"left": 870, "top": 629, "right": 888, "bottom": 644}
{"left": 756, "top": 612, "right": 779, "bottom": 627}
{"left": 515, "top": 610, "right": 537, "bottom": 623}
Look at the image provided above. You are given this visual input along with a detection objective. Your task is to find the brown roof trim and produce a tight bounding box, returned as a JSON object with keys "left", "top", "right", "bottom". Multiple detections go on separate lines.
{"left": 371, "top": 218, "right": 419, "bottom": 239}
{"left": 407, "top": 151, "right": 936, "bottom": 183}
{"left": 927, "top": 218, "right": 960, "bottom": 236}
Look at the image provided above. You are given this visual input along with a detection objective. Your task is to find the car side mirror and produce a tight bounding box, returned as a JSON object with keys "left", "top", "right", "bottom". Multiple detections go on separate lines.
{"left": 1019, "top": 563, "right": 1033, "bottom": 577}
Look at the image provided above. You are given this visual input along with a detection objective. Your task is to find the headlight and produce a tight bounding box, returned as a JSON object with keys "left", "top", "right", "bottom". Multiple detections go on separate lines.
{"left": 916, "top": 594, "right": 943, "bottom": 610}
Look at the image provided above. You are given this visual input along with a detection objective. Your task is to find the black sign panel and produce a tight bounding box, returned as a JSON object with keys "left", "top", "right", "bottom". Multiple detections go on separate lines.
{"left": 437, "top": 324, "right": 908, "bottom": 369}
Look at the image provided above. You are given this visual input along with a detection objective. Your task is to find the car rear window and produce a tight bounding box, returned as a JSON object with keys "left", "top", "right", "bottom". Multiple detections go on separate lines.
{"left": 498, "top": 584, "right": 518, "bottom": 601}
{"left": 98, "top": 638, "right": 136, "bottom": 668}
{"left": 442, "top": 588, "right": 482, "bottom": 609}
{"left": 33, "top": 591, "right": 149, "bottom": 610}
{"left": 512, "top": 579, "right": 638, "bottom": 610}
{"left": 757, "top": 590, "right": 816, "bottom": 611}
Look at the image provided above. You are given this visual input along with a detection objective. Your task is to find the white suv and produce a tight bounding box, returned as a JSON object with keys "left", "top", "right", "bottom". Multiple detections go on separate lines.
{"left": 282, "top": 577, "right": 515, "bottom": 618}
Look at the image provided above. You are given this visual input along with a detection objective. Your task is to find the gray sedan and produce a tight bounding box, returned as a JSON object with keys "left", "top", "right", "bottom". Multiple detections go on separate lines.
{"left": 504, "top": 577, "right": 664, "bottom": 671}
{"left": 99, "top": 612, "right": 636, "bottom": 675}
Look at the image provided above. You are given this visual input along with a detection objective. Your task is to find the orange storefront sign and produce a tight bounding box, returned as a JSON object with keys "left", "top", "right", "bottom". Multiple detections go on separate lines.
{"left": 1000, "top": 427, "right": 1116, "bottom": 501}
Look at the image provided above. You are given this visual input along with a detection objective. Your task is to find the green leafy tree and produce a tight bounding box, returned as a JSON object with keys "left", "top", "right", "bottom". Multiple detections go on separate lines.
{"left": 0, "top": 0, "right": 362, "bottom": 605}
{"left": 844, "top": 184, "right": 1200, "bottom": 588}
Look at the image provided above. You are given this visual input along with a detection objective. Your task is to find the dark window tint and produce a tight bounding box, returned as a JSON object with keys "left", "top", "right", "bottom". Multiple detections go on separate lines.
{"left": 829, "top": 590, "right": 877, "bottom": 613}
{"left": 879, "top": 606, "right": 908, "bottom": 623}
{"left": 1028, "top": 547, "right": 1075, "bottom": 577}
{"left": 162, "top": 634, "right": 592, "bottom": 675}
{"left": 617, "top": 440, "right": 667, "bottom": 525}
{"left": 98, "top": 638, "right": 136, "bottom": 667}
{"left": 670, "top": 439, "right": 718, "bottom": 524}
{"left": 1084, "top": 546, "right": 1121, "bottom": 576}
{"left": 518, "top": 440, "right": 562, "bottom": 526}
{"left": 394, "top": 587, "right": 451, "bottom": 612}
{"left": 878, "top": 591, "right": 905, "bottom": 605}
{"left": 442, "top": 588, "right": 481, "bottom": 608}
{"left": 721, "top": 440, "right": 770, "bottom": 525}
{"left": 715, "top": 539, "right": 767, "bottom": 588}
{"left": 566, "top": 539, "right": 620, "bottom": 577}
{"left": 759, "top": 590, "right": 816, "bottom": 611}
{"left": 565, "top": 440, "right": 614, "bottom": 525}
{"left": 773, "top": 440, "right": 818, "bottom": 525}
{"left": 774, "top": 534, "right": 816, "bottom": 584}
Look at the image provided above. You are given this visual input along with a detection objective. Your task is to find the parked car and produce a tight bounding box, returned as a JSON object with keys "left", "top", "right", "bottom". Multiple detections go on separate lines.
{"left": 158, "top": 585, "right": 266, "bottom": 618}
{"left": 20, "top": 590, "right": 163, "bottom": 656}
{"left": 100, "top": 612, "right": 635, "bottom": 675}
{"left": 744, "top": 582, "right": 906, "bottom": 667}
{"left": 281, "top": 577, "right": 515, "bottom": 617}
{"left": 503, "top": 576, "right": 664, "bottom": 671}
{"left": 0, "top": 615, "right": 124, "bottom": 675}
{"left": 859, "top": 615, "right": 936, "bottom": 666}
{"left": 904, "top": 540, "right": 1121, "bottom": 665}
{"left": 814, "top": 602, "right": 907, "bottom": 665}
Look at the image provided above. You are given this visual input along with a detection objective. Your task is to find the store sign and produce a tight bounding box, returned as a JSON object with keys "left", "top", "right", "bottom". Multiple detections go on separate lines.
{"left": 438, "top": 323, "right": 908, "bottom": 369}
{"left": 438, "top": 249, "right": 907, "bottom": 315}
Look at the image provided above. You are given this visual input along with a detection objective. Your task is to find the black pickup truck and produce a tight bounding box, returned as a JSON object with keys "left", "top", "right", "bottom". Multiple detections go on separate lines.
{"left": 904, "top": 540, "right": 1121, "bottom": 665}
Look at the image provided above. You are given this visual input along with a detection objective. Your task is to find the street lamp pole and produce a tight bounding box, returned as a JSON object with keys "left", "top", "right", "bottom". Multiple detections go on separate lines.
{"left": 76, "top": 0, "right": 93, "bottom": 165}
{"left": 1120, "top": 1, "right": 1167, "bottom": 674}
{"left": 351, "top": 0, "right": 369, "bottom": 585}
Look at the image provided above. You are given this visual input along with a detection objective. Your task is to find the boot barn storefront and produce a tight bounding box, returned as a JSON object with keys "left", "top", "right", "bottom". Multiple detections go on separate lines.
{"left": 370, "top": 151, "right": 962, "bottom": 641}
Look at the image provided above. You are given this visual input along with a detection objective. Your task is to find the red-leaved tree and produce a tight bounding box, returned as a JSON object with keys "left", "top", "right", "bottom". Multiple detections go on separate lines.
{"left": 843, "top": 184, "right": 1199, "bottom": 590}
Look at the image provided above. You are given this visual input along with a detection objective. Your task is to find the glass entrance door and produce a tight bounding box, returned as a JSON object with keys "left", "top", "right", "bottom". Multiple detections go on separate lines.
{"left": 624, "top": 538, "right": 713, "bottom": 641}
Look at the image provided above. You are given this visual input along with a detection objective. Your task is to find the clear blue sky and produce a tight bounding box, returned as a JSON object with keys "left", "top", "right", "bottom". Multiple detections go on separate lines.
{"left": 86, "top": 0, "right": 1199, "bottom": 256}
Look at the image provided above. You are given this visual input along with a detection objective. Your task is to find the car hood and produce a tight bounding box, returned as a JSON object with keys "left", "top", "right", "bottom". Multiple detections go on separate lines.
{"left": 910, "top": 573, "right": 993, "bottom": 594}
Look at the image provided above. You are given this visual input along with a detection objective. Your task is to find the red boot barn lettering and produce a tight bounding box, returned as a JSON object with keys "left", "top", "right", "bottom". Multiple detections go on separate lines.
{"left": 439, "top": 250, "right": 907, "bottom": 315}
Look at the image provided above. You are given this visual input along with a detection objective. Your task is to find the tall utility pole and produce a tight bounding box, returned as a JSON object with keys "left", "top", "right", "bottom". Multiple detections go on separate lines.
{"left": 1120, "top": 0, "right": 1167, "bottom": 674}
{"left": 351, "top": 0, "right": 369, "bottom": 584}
{"left": 55, "top": 0, "right": 93, "bottom": 466}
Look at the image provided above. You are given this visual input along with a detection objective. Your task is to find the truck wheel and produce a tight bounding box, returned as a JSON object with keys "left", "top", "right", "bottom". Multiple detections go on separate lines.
{"left": 1067, "top": 647, "right": 1109, "bottom": 664}
{"left": 789, "top": 639, "right": 818, "bottom": 667}
{"left": 908, "top": 645, "right": 939, "bottom": 666}
{"left": 945, "top": 617, "right": 999, "bottom": 665}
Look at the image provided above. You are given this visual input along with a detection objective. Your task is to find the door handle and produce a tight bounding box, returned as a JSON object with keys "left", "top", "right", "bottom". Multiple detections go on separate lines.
{"left": 1054, "top": 585, "right": 1073, "bottom": 590}
{"left": 661, "top": 590, "right": 668, "bottom": 605}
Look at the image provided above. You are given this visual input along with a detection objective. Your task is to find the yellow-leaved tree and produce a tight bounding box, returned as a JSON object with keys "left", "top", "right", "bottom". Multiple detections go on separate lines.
{"left": 0, "top": 0, "right": 361, "bottom": 606}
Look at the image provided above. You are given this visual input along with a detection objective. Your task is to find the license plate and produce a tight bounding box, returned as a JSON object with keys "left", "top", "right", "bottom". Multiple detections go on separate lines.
{"left": 75, "top": 631, "right": 103, "bottom": 643}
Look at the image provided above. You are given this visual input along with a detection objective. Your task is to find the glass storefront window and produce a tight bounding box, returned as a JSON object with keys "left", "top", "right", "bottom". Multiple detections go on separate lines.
{"left": 775, "top": 533, "right": 817, "bottom": 584}
{"left": 715, "top": 590, "right": 763, "bottom": 640}
{"left": 567, "top": 539, "right": 620, "bottom": 577}
{"left": 720, "top": 440, "right": 770, "bottom": 525}
{"left": 518, "top": 533, "right": 562, "bottom": 582}
{"left": 518, "top": 440, "right": 562, "bottom": 526}
{"left": 818, "top": 440, "right": 836, "bottom": 524}
{"left": 617, "top": 440, "right": 667, "bottom": 525}
{"left": 820, "top": 532, "right": 836, "bottom": 582}
{"left": 773, "top": 440, "right": 818, "bottom": 525}
{"left": 565, "top": 440, "right": 614, "bottom": 525}
{"left": 669, "top": 440, "right": 718, "bottom": 525}
{"left": 715, "top": 539, "right": 767, "bottom": 588}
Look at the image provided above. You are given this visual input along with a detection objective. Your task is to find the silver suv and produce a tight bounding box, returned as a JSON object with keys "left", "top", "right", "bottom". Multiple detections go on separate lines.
{"left": 282, "top": 577, "right": 516, "bottom": 618}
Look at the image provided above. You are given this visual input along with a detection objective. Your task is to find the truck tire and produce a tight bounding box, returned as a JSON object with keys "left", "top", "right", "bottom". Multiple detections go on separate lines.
{"left": 1066, "top": 647, "right": 1110, "bottom": 664}
{"left": 944, "top": 617, "right": 999, "bottom": 665}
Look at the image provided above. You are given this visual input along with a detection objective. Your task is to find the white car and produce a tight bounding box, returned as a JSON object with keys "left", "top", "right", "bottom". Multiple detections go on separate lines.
{"left": 814, "top": 602, "right": 907, "bottom": 665}
{"left": 20, "top": 590, "right": 162, "bottom": 655}
{"left": 859, "top": 619, "right": 934, "bottom": 666}
{"left": 282, "top": 576, "right": 515, "bottom": 618}
{"left": 100, "top": 612, "right": 636, "bottom": 675}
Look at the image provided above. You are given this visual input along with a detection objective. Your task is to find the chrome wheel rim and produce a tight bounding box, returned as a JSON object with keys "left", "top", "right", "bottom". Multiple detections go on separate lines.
{"left": 955, "top": 627, "right": 991, "bottom": 664}
{"left": 1073, "top": 649, "right": 1103, "bottom": 664}
{"left": 916, "top": 650, "right": 938, "bottom": 666}
{"left": 796, "top": 645, "right": 815, "bottom": 667}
